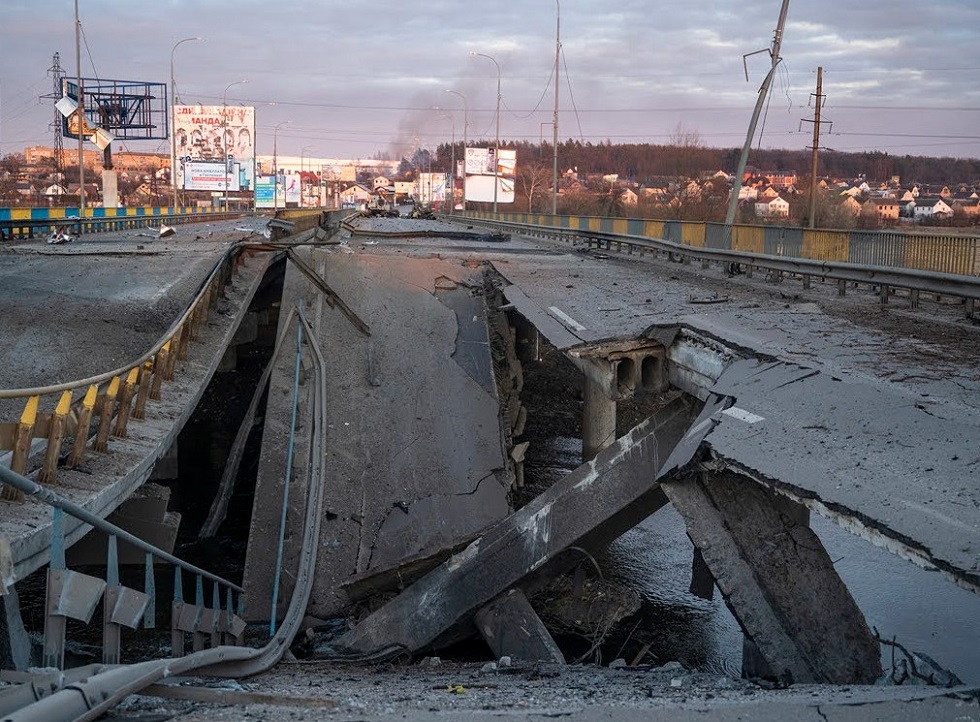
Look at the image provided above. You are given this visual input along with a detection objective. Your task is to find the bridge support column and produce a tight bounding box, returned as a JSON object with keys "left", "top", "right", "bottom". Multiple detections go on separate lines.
{"left": 582, "top": 376, "right": 616, "bottom": 461}
{"left": 662, "top": 468, "right": 882, "bottom": 685}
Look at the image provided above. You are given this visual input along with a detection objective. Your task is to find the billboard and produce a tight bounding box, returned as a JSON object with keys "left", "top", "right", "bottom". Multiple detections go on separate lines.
{"left": 464, "top": 147, "right": 516, "bottom": 204}
{"left": 62, "top": 78, "right": 169, "bottom": 141}
{"left": 173, "top": 105, "right": 255, "bottom": 192}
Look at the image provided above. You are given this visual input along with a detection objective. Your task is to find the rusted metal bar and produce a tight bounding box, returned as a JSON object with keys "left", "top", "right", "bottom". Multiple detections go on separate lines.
{"left": 132, "top": 361, "right": 153, "bottom": 420}
{"left": 38, "top": 391, "right": 72, "bottom": 486}
{"left": 171, "top": 568, "right": 185, "bottom": 658}
{"left": 2, "top": 396, "right": 39, "bottom": 503}
{"left": 103, "top": 535, "right": 122, "bottom": 665}
{"left": 67, "top": 385, "right": 98, "bottom": 468}
{"left": 94, "top": 377, "right": 120, "bottom": 453}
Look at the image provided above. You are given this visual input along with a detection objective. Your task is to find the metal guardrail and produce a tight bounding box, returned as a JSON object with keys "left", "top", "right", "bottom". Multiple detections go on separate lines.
{"left": 0, "top": 248, "right": 244, "bottom": 497}
{"left": 457, "top": 215, "right": 980, "bottom": 319}
{"left": 0, "top": 302, "right": 329, "bottom": 721}
{"left": 0, "top": 209, "right": 242, "bottom": 241}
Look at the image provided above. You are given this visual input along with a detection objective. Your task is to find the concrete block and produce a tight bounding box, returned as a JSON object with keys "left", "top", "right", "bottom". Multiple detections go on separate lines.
{"left": 475, "top": 589, "right": 564, "bottom": 665}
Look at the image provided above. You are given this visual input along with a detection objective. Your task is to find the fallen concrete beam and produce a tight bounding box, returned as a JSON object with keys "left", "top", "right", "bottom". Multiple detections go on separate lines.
{"left": 338, "top": 393, "right": 712, "bottom": 656}
{"left": 661, "top": 469, "right": 882, "bottom": 685}
{"left": 475, "top": 589, "right": 564, "bottom": 664}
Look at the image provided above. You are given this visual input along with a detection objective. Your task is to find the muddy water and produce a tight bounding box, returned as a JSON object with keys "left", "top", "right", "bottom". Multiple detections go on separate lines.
{"left": 531, "top": 435, "right": 980, "bottom": 684}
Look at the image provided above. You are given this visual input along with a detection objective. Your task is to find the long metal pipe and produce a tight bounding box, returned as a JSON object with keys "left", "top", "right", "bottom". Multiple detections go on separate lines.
{"left": 170, "top": 37, "right": 203, "bottom": 210}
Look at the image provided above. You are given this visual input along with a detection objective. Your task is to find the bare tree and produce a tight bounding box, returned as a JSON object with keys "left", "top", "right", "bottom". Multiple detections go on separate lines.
{"left": 516, "top": 161, "right": 553, "bottom": 212}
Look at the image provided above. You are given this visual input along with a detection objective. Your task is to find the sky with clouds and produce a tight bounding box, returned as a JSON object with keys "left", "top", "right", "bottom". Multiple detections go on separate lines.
{"left": 1, "top": 0, "right": 978, "bottom": 166}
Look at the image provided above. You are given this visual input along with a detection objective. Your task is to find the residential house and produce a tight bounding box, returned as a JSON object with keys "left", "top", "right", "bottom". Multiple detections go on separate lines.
{"left": 863, "top": 197, "right": 900, "bottom": 223}
{"left": 951, "top": 198, "right": 980, "bottom": 219}
{"left": 372, "top": 176, "right": 390, "bottom": 191}
{"left": 839, "top": 196, "right": 863, "bottom": 217}
{"left": 912, "top": 197, "right": 953, "bottom": 221}
{"left": 340, "top": 183, "right": 372, "bottom": 207}
{"left": 764, "top": 170, "right": 797, "bottom": 189}
{"left": 755, "top": 195, "right": 790, "bottom": 218}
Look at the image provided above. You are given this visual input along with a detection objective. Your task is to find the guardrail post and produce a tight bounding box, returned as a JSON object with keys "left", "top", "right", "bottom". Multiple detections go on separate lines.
{"left": 112, "top": 367, "right": 140, "bottom": 438}
{"left": 177, "top": 322, "right": 191, "bottom": 361}
{"left": 171, "top": 567, "right": 185, "bottom": 657}
{"left": 2, "top": 396, "right": 39, "bottom": 503}
{"left": 880, "top": 284, "right": 891, "bottom": 306}
{"left": 193, "top": 574, "right": 206, "bottom": 652}
{"left": 837, "top": 280, "right": 846, "bottom": 296}
{"left": 965, "top": 298, "right": 976, "bottom": 320}
{"left": 132, "top": 361, "right": 154, "bottom": 420}
{"left": 150, "top": 345, "right": 168, "bottom": 400}
{"left": 103, "top": 535, "right": 121, "bottom": 665}
{"left": 803, "top": 274, "right": 811, "bottom": 290}
{"left": 94, "top": 377, "right": 120, "bottom": 453}
{"left": 144, "top": 551, "right": 156, "bottom": 629}
{"left": 38, "top": 391, "right": 72, "bottom": 486}
{"left": 209, "top": 582, "right": 222, "bottom": 648}
{"left": 67, "top": 385, "right": 98, "bottom": 469}
{"left": 43, "top": 508, "right": 67, "bottom": 669}
{"left": 909, "top": 289, "right": 920, "bottom": 310}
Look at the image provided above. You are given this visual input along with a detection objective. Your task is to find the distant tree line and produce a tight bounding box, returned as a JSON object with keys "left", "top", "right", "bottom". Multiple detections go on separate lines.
{"left": 430, "top": 140, "right": 980, "bottom": 187}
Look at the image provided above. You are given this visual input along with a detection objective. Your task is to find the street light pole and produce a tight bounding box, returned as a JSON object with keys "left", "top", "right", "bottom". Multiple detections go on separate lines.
{"left": 74, "top": 0, "right": 84, "bottom": 229}
{"left": 552, "top": 0, "right": 560, "bottom": 216}
{"left": 272, "top": 121, "right": 290, "bottom": 214}
{"left": 470, "top": 52, "right": 501, "bottom": 213}
{"left": 439, "top": 113, "right": 456, "bottom": 214}
{"left": 445, "top": 89, "right": 468, "bottom": 212}
{"left": 301, "top": 145, "right": 313, "bottom": 208}
{"left": 222, "top": 79, "right": 247, "bottom": 213}
{"left": 170, "top": 36, "right": 203, "bottom": 211}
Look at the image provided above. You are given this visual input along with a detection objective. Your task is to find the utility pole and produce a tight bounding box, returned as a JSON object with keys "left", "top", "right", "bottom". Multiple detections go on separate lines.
{"left": 724, "top": 0, "right": 791, "bottom": 228}
{"left": 41, "top": 53, "right": 67, "bottom": 177}
{"left": 552, "top": 0, "right": 560, "bottom": 216}
{"left": 801, "top": 67, "right": 830, "bottom": 229}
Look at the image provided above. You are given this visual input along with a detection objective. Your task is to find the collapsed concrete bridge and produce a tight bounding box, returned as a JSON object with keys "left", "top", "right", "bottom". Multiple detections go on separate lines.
{"left": 240, "top": 214, "right": 980, "bottom": 684}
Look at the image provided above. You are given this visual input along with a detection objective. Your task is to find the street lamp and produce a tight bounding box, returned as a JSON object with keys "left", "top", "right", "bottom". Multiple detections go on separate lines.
{"left": 445, "top": 89, "right": 468, "bottom": 212}
{"left": 438, "top": 112, "right": 456, "bottom": 214}
{"left": 222, "top": 79, "right": 247, "bottom": 213}
{"left": 272, "top": 120, "right": 290, "bottom": 214}
{"left": 170, "top": 36, "right": 203, "bottom": 210}
{"left": 300, "top": 145, "right": 313, "bottom": 208}
{"left": 469, "top": 52, "right": 501, "bottom": 213}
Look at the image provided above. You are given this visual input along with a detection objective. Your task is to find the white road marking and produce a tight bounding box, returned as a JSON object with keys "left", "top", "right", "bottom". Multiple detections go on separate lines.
{"left": 722, "top": 407, "right": 765, "bottom": 424}
{"left": 548, "top": 306, "right": 586, "bottom": 332}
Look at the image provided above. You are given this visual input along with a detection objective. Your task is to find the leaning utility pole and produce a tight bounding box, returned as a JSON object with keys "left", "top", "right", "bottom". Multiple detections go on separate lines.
{"left": 724, "top": 0, "right": 791, "bottom": 228}
{"left": 40, "top": 52, "right": 67, "bottom": 175}
{"left": 801, "top": 67, "right": 831, "bottom": 229}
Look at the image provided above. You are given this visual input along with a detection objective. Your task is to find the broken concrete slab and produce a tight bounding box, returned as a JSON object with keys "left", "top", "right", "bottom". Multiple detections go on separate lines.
{"left": 475, "top": 589, "right": 565, "bottom": 664}
{"left": 662, "top": 469, "right": 882, "bottom": 685}
{"left": 337, "top": 394, "right": 704, "bottom": 656}
{"left": 703, "top": 356, "right": 980, "bottom": 593}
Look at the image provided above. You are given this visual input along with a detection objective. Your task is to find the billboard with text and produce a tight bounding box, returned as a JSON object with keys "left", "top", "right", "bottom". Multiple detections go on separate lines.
{"left": 464, "top": 147, "right": 515, "bottom": 204}
{"left": 173, "top": 104, "right": 255, "bottom": 192}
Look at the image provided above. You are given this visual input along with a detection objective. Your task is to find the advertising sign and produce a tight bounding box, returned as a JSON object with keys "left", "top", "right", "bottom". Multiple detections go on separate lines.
{"left": 464, "top": 147, "right": 516, "bottom": 204}
{"left": 173, "top": 104, "right": 255, "bottom": 192}
{"left": 182, "top": 161, "right": 241, "bottom": 192}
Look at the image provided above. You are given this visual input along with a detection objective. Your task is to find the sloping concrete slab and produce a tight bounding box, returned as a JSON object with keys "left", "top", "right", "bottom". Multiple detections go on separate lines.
{"left": 337, "top": 394, "right": 702, "bottom": 655}
{"left": 703, "top": 358, "right": 980, "bottom": 592}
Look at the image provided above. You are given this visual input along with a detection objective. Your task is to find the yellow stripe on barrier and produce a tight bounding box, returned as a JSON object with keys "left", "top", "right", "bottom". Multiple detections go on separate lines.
{"left": 126, "top": 367, "right": 140, "bottom": 385}
{"left": 802, "top": 230, "right": 849, "bottom": 262}
{"left": 643, "top": 220, "right": 664, "bottom": 239}
{"left": 48, "top": 208, "right": 67, "bottom": 219}
{"left": 732, "top": 225, "right": 765, "bottom": 253}
{"left": 612, "top": 218, "right": 628, "bottom": 235}
{"left": 107, "top": 376, "right": 121, "bottom": 397}
{"left": 588, "top": 216, "right": 601, "bottom": 232}
{"left": 681, "top": 223, "right": 706, "bottom": 248}
{"left": 55, "top": 390, "right": 73, "bottom": 415}
{"left": 83, "top": 384, "right": 98, "bottom": 409}
{"left": 20, "top": 396, "right": 39, "bottom": 425}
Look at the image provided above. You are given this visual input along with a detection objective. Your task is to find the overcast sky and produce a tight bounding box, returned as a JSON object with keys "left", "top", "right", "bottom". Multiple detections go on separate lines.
{"left": 2, "top": 0, "right": 978, "bottom": 166}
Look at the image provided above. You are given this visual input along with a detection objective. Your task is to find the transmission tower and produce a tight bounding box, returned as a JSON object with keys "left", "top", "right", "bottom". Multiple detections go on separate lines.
{"left": 40, "top": 52, "right": 67, "bottom": 175}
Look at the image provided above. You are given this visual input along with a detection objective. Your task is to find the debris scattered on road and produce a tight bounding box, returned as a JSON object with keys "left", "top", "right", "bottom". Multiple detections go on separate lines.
{"left": 46, "top": 230, "right": 74, "bottom": 244}
{"left": 688, "top": 292, "right": 729, "bottom": 304}
{"left": 158, "top": 224, "right": 176, "bottom": 238}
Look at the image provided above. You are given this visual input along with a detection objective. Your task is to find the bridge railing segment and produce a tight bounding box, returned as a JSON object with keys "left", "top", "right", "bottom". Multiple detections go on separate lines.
{"left": 0, "top": 206, "right": 241, "bottom": 241}
{"left": 460, "top": 212, "right": 980, "bottom": 318}
{"left": 0, "top": 303, "right": 329, "bottom": 718}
